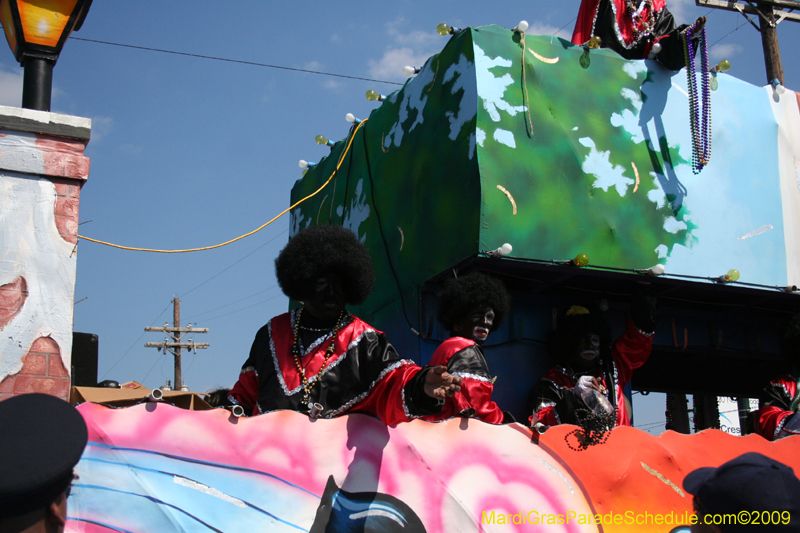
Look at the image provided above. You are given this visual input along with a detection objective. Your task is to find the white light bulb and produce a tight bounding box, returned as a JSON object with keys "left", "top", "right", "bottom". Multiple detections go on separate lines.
{"left": 651, "top": 42, "right": 662, "bottom": 55}
{"left": 649, "top": 264, "right": 665, "bottom": 275}
{"left": 345, "top": 113, "right": 362, "bottom": 124}
{"left": 499, "top": 243, "right": 513, "bottom": 255}
{"left": 403, "top": 65, "right": 418, "bottom": 76}
{"left": 298, "top": 160, "right": 309, "bottom": 168}
{"left": 776, "top": 84, "right": 786, "bottom": 95}
{"left": 515, "top": 20, "right": 529, "bottom": 33}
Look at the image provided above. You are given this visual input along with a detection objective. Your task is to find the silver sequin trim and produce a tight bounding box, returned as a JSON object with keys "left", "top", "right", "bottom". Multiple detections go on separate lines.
{"left": 272, "top": 310, "right": 358, "bottom": 396}
{"left": 401, "top": 386, "right": 420, "bottom": 420}
{"left": 451, "top": 372, "right": 492, "bottom": 383}
{"left": 592, "top": 0, "right": 660, "bottom": 50}
{"left": 775, "top": 416, "right": 787, "bottom": 440}
{"left": 326, "top": 360, "right": 413, "bottom": 418}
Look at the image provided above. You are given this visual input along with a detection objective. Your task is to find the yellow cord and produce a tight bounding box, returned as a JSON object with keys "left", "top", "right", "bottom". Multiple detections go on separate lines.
{"left": 77, "top": 119, "right": 368, "bottom": 253}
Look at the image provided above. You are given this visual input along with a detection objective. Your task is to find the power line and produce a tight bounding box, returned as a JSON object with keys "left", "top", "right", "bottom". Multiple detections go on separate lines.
{"left": 70, "top": 36, "right": 404, "bottom": 86}
{"left": 101, "top": 301, "right": 171, "bottom": 380}
{"left": 179, "top": 228, "right": 288, "bottom": 299}
{"left": 199, "top": 293, "right": 284, "bottom": 323}
{"left": 185, "top": 284, "right": 278, "bottom": 321}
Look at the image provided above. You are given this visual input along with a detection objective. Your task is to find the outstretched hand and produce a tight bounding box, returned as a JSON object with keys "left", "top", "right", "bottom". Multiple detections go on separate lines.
{"left": 694, "top": 16, "right": 706, "bottom": 32}
{"left": 423, "top": 366, "right": 462, "bottom": 400}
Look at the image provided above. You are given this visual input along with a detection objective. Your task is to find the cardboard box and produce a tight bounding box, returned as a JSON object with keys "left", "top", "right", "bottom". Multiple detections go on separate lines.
{"left": 70, "top": 381, "right": 213, "bottom": 410}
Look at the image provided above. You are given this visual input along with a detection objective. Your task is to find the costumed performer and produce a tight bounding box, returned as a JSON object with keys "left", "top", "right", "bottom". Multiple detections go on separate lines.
{"left": 526, "top": 289, "right": 658, "bottom": 429}
{"left": 572, "top": 0, "right": 706, "bottom": 71}
{"left": 228, "top": 224, "right": 461, "bottom": 423}
{"left": 749, "top": 313, "right": 800, "bottom": 441}
{"left": 0, "top": 393, "right": 88, "bottom": 533}
{"left": 421, "top": 272, "right": 514, "bottom": 424}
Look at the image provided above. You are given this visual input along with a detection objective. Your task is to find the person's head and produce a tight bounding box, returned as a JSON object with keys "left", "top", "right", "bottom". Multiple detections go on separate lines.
{"left": 275, "top": 225, "right": 375, "bottom": 322}
{"left": 683, "top": 452, "right": 800, "bottom": 532}
{"left": 780, "top": 312, "right": 800, "bottom": 371}
{"left": 548, "top": 306, "right": 612, "bottom": 372}
{"left": 0, "top": 393, "right": 88, "bottom": 533}
{"left": 437, "top": 272, "right": 510, "bottom": 345}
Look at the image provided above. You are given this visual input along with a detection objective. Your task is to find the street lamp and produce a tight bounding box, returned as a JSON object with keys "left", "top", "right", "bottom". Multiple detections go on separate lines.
{"left": 0, "top": 0, "right": 92, "bottom": 111}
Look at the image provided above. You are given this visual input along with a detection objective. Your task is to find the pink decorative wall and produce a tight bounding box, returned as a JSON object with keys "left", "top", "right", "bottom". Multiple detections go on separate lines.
{"left": 0, "top": 106, "right": 91, "bottom": 401}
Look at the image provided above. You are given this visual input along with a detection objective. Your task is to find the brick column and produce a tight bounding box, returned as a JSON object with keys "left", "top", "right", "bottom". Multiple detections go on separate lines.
{"left": 0, "top": 106, "right": 91, "bottom": 401}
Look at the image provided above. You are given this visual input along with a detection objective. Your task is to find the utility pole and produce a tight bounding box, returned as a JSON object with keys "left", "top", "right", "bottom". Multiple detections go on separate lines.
{"left": 696, "top": 0, "right": 800, "bottom": 85}
{"left": 144, "top": 297, "right": 209, "bottom": 390}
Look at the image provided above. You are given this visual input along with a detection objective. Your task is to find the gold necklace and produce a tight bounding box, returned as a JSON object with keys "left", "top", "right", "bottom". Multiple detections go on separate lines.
{"left": 291, "top": 306, "right": 345, "bottom": 406}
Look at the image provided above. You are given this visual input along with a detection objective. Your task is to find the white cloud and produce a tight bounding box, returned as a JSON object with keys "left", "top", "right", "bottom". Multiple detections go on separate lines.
{"left": 0, "top": 65, "right": 23, "bottom": 107}
{"left": 323, "top": 79, "right": 343, "bottom": 91}
{"left": 368, "top": 47, "right": 433, "bottom": 81}
{"left": 88, "top": 116, "right": 113, "bottom": 144}
{"left": 367, "top": 18, "right": 443, "bottom": 82}
{"left": 710, "top": 43, "right": 744, "bottom": 61}
{"left": 526, "top": 22, "right": 572, "bottom": 40}
{"left": 667, "top": 0, "right": 695, "bottom": 22}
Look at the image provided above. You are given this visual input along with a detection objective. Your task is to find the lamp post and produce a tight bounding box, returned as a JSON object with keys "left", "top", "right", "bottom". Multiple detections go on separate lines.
{"left": 0, "top": 0, "right": 92, "bottom": 111}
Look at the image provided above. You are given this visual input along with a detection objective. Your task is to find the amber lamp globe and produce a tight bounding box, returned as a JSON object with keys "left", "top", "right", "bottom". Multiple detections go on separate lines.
{"left": 0, "top": 0, "right": 92, "bottom": 110}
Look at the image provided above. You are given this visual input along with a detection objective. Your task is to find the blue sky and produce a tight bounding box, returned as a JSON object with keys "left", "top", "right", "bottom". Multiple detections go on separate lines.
{"left": 1, "top": 1, "right": 796, "bottom": 431}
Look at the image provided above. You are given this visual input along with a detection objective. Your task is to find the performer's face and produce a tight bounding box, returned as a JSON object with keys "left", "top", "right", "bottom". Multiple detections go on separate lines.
{"left": 453, "top": 306, "right": 495, "bottom": 345}
{"left": 568, "top": 331, "right": 600, "bottom": 371}
{"left": 304, "top": 274, "right": 346, "bottom": 322}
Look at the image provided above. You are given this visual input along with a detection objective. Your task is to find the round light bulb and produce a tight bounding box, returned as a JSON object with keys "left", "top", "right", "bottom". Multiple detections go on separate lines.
{"left": 573, "top": 253, "right": 589, "bottom": 267}
{"left": 298, "top": 160, "right": 309, "bottom": 168}
{"left": 587, "top": 36, "right": 602, "bottom": 49}
{"left": 403, "top": 65, "right": 417, "bottom": 76}
{"left": 649, "top": 264, "right": 666, "bottom": 276}
{"left": 499, "top": 243, "right": 513, "bottom": 256}
{"left": 516, "top": 20, "right": 529, "bottom": 33}
{"left": 716, "top": 59, "right": 730, "bottom": 72}
{"left": 345, "top": 113, "right": 357, "bottom": 123}
{"left": 776, "top": 84, "right": 786, "bottom": 95}
{"left": 315, "top": 135, "right": 328, "bottom": 145}
{"left": 437, "top": 23, "right": 452, "bottom": 36}
{"left": 366, "top": 90, "right": 379, "bottom": 101}
{"left": 725, "top": 269, "right": 740, "bottom": 282}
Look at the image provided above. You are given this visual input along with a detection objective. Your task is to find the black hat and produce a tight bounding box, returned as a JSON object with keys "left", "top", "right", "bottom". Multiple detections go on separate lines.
{"left": 0, "top": 393, "right": 88, "bottom": 518}
{"left": 683, "top": 452, "right": 800, "bottom": 531}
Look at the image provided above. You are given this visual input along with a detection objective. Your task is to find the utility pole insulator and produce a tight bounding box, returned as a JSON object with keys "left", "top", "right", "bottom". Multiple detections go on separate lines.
{"left": 143, "top": 297, "right": 209, "bottom": 390}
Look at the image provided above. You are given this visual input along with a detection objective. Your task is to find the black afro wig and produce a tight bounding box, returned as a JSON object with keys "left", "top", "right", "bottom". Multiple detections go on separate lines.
{"left": 548, "top": 306, "right": 613, "bottom": 362}
{"left": 275, "top": 225, "right": 375, "bottom": 305}
{"left": 437, "top": 272, "right": 511, "bottom": 332}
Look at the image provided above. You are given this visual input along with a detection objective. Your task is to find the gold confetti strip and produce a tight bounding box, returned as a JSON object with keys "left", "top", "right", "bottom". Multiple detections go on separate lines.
{"left": 527, "top": 48, "right": 559, "bottom": 64}
{"left": 397, "top": 226, "right": 405, "bottom": 251}
{"left": 496, "top": 185, "right": 518, "bottom": 215}
{"left": 640, "top": 462, "right": 685, "bottom": 498}
{"left": 631, "top": 161, "right": 640, "bottom": 193}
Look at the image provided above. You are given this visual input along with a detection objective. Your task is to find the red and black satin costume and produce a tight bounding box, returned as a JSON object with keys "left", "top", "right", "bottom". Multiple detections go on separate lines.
{"left": 572, "top": 0, "right": 695, "bottom": 71}
{"left": 751, "top": 375, "right": 798, "bottom": 440}
{"left": 526, "top": 319, "right": 653, "bottom": 427}
{"left": 421, "top": 337, "right": 505, "bottom": 424}
{"left": 228, "top": 310, "right": 442, "bottom": 424}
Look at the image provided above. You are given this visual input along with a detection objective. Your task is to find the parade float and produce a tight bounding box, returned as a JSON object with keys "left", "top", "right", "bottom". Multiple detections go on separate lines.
{"left": 62, "top": 21, "right": 800, "bottom": 532}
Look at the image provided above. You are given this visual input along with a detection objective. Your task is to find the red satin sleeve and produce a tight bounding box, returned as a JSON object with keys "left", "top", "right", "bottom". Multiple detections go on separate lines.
{"left": 347, "top": 362, "right": 425, "bottom": 425}
{"left": 754, "top": 406, "right": 793, "bottom": 441}
{"left": 228, "top": 369, "right": 259, "bottom": 416}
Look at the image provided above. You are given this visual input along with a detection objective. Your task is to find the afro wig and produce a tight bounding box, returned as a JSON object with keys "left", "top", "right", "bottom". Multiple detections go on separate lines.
{"left": 275, "top": 225, "right": 375, "bottom": 305}
{"left": 437, "top": 272, "right": 511, "bottom": 332}
{"left": 547, "top": 306, "right": 613, "bottom": 362}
